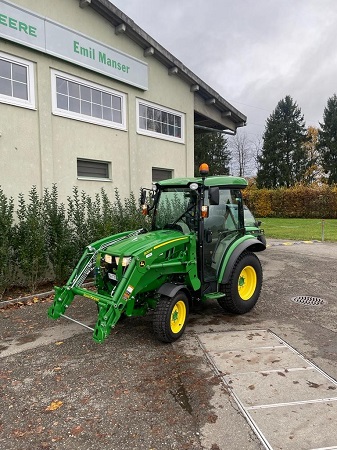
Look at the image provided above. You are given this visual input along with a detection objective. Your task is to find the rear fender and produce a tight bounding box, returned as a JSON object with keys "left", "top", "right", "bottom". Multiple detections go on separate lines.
{"left": 218, "top": 237, "right": 265, "bottom": 285}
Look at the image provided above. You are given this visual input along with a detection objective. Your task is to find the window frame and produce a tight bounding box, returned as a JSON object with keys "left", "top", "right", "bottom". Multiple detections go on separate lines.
{"left": 136, "top": 98, "right": 185, "bottom": 143}
{"left": 0, "top": 52, "right": 36, "bottom": 110}
{"left": 51, "top": 70, "right": 127, "bottom": 130}
{"left": 77, "top": 158, "right": 112, "bottom": 182}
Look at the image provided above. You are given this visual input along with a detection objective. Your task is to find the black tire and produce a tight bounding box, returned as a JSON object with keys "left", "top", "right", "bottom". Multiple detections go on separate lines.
{"left": 153, "top": 292, "right": 189, "bottom": 343}
{"left": 218, "top": 251, "right": 262, "bottom": 314}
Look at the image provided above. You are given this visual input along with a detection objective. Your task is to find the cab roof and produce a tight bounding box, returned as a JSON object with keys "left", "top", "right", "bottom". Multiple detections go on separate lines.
{"left": 157, "top": 176, "right": 248, "bottom": 189}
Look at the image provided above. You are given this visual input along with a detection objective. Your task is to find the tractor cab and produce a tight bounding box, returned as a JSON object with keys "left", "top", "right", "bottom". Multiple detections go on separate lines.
{"left": 143, "top": 164, "right": 265, "bottom": 293}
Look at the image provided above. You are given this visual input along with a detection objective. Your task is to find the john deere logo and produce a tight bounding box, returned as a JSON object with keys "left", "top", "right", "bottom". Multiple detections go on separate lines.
{"left": 139, "top": 260, "right": 146, "bottom": 267}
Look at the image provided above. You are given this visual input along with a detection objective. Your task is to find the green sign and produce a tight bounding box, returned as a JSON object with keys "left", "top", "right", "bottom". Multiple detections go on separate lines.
{"left": 0, "top": 0, "right": 148, "bottom": 90}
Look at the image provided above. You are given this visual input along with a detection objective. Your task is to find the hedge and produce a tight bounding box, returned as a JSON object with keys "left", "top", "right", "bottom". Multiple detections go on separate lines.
{"left": 0, "top": 185, "right": 147, "bottom": 298}
{"left": 243, "top": 184, "right": 337, "bottom": 219}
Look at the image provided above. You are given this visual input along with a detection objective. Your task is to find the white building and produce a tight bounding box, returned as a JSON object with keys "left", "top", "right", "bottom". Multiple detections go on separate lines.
{"left": 0, "top": 0, "right": 246, "bottom": 204}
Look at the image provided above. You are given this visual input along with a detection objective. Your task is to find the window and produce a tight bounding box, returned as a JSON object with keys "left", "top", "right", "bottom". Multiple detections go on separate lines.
{"left": 0, "top": 52, "right": 35, "bottom": 109}
{"left": 137, "top": 99, "right": 184, "bottom": 143}
{"left": 52, "top": 70, "right": 126, "bottom": 129}
{"left": 77, "top": 158, "right": 111, "bottom": 180}
{"left": 152, "top": 168, "right": 173, "bottom": 182}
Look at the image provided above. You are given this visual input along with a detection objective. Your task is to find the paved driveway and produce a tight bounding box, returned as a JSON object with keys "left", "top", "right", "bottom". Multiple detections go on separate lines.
{"left": 1, "top": 240, "right": 336, "bottom": 450}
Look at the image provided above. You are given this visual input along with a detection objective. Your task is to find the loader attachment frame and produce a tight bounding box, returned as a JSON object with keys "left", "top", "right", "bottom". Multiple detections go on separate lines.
{"left": 48, "top": 229, "right": 144, "bottom": 342}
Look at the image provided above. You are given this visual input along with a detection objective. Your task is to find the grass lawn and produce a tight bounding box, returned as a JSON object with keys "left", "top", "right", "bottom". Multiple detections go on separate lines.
{"left": 258, "top": 218, "right": 337, "bottom": 242}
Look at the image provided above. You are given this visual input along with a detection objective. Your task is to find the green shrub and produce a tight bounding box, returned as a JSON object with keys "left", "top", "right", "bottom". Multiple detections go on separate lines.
{"left": 15, "top": 186, "right": 48, "bottom": 292}
{"left": 67, "top": 186, "right": 91, "bottom": 261}
{"left": 0, "top": 187, "right": 15, "bottom": 297}
{"left": 43, "top": 185, "right": 76, "bottom": 284}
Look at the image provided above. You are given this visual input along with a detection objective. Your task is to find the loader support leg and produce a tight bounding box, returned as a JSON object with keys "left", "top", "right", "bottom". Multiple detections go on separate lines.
{"left": 93, "top": 303, "right": 121, "bottom": 343}
{"left": 48, "top": 286, "right": 75, "bottom": 320}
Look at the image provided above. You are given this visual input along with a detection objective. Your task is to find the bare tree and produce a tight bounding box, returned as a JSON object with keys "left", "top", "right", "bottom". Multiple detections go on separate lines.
{"left": 251, "top": 135, "right": 263, "bottom": 174}
{"left": 229, "top": 131, "right": 257, "bottom": 177}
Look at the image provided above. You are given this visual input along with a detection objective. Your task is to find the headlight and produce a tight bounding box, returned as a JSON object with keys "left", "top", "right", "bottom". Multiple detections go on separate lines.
{"left": 115, "top": 256, "right": 132, "bottom": 267}
{"left": 104, "top": 254, "right": 113, "bottom": 264}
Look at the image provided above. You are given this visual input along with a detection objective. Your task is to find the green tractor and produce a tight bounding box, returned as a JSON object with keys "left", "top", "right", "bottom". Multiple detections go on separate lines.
{"left": 48, "top": 164, "right": 266, "bottom": 343}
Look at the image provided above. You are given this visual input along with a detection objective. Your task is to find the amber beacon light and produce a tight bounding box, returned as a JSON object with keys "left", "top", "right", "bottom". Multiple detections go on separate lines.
{"left": 199, "top": 163, "right": 209, "bottom": 176}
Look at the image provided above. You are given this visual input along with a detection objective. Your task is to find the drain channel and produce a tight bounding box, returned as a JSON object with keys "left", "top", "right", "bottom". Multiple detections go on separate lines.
{"left": 291, "top": 296, "right": 325, "bottom": 306}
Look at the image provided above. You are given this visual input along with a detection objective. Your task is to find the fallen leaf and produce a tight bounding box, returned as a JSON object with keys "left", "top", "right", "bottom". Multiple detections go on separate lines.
{"left": 71, "top": 425, "right": 83, "bottom": 436}
{"left": 33, "top": 297, "right": 39, "bottom": 303}
{"left": 46, "top": 400, "right": 63, "bottom": 411}
{"left": 55, "top": 341, "right": 64, "bottom": 346}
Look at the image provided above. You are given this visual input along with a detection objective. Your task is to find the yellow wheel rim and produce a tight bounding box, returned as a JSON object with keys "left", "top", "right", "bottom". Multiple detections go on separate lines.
{"left": 170, "top": 300, "right": 186, "bottom": 334}
{"left": 238, "top": 265, "right": 257, "bottom": 300}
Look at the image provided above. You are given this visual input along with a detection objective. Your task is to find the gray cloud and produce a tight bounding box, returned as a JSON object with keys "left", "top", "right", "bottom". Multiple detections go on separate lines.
{"left": 110, "top": 0, "right": 337, "bottom": 138}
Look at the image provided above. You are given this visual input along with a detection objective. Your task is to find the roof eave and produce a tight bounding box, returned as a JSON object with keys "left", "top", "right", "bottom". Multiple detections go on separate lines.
{"left": 89, "top": 0, "right": 247, "bottom": 127}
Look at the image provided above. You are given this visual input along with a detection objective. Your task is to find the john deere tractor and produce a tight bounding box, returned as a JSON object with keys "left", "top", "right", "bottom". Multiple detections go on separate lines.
{"left": 48, "top": 164, "right": 266, "bottom": 343}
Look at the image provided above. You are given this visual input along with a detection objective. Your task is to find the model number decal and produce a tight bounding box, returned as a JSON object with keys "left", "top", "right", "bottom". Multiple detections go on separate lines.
{"left": 83, "top": 293, "right": 99, "bottom": 302}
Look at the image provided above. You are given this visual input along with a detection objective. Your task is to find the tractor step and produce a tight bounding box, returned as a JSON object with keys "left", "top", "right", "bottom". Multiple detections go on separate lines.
{"left": 203, "top": 292, "right": 226, "bottom": 300}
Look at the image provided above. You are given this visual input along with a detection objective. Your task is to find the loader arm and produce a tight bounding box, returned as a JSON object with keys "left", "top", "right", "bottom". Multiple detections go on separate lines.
{"left": 47, "top": 230, "right": 143, "bottom": 322}
{"left": 48, "top": 230, "right": 199, "bottom": 343}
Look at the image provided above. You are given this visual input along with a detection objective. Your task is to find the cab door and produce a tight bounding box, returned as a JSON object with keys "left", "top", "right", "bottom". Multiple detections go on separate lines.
{"left": 203, "top": 189, "right": 242, "bottom": 281}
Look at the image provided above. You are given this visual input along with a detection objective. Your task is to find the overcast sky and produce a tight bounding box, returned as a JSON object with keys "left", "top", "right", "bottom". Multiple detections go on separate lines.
{"left": 110, "top": 0, "right": 337, "bottom": 142}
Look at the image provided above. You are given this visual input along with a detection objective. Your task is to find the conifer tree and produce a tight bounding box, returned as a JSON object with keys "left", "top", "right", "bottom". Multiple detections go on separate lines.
{"left": 194, "top": 131, "right": 230, "bottom": 176}
{"left": 318, "top": 94, "right": 337, "bottom": 184}
{"left": 256, "top": 95, "right": 308, "bottom": 188}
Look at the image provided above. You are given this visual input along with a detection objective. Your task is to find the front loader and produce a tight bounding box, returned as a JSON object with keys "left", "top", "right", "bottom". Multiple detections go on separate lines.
{"left": 48, "top": 164, "right": 266, "bottom": 343}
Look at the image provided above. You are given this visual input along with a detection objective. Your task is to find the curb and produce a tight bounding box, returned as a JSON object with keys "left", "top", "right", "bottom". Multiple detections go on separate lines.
{"left": 0, "top": 289, "right": 54, "bottom": 308}
{"left": 266, "top": 240, "right": 321, "bottom": 247}
{"left": 0, "top": 282, "right": 94, "bottom": 308}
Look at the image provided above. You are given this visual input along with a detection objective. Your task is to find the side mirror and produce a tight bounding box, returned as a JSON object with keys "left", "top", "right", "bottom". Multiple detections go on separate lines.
{"left": 209, "top": 186, "right": 219, "bottom": 205}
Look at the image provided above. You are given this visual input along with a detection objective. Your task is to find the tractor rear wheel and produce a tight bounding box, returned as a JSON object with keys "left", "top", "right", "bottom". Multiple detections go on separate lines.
{"left": 218, "top": 251, "right": 262, "bottom": 314}
{"left": 153, "top": 292, "right": 189, "bottom": 343}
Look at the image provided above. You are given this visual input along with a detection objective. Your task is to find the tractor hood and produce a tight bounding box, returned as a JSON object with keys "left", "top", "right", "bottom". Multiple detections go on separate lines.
{"left": 103, "top": 229, "right": 189, "bottom": 258}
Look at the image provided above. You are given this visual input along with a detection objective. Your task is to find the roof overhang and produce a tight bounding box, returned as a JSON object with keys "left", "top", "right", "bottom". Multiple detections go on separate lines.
{"left": 85, "top": 0, "right": 247, "bottom": 133}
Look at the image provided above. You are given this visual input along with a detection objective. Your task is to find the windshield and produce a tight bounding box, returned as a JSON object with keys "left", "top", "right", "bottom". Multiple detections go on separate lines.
{"left": 153, "top": 187, "right": 198, "bottom": 232}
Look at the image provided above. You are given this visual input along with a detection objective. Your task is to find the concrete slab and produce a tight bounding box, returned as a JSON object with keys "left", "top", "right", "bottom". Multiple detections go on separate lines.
{"left": 228, "top": 368, "right": 337, "bottom": 407}
{"left": 250, "top": 401, "right": 337, "bottom": 450}
{"left": 198, "top": 329, "right": 284, "bottom": 351}
{"left": 206, "top": 346, "right": 311, "bottom": 375}
{"left": 198, "top": 330, "right": 337, "bottom": 450}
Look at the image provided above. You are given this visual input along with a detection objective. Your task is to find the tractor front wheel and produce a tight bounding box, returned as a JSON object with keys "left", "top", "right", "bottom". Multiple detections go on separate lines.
{"left": 153, "top": 292, "right": 189, "bottom": 343}
{"left": 218, "top": 251, "right": 262, "bottom": 314}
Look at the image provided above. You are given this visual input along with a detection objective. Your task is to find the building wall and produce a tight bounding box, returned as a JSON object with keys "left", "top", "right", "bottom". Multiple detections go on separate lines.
{"left": 0, "top": 0, "right": 194, "bottom": 205}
